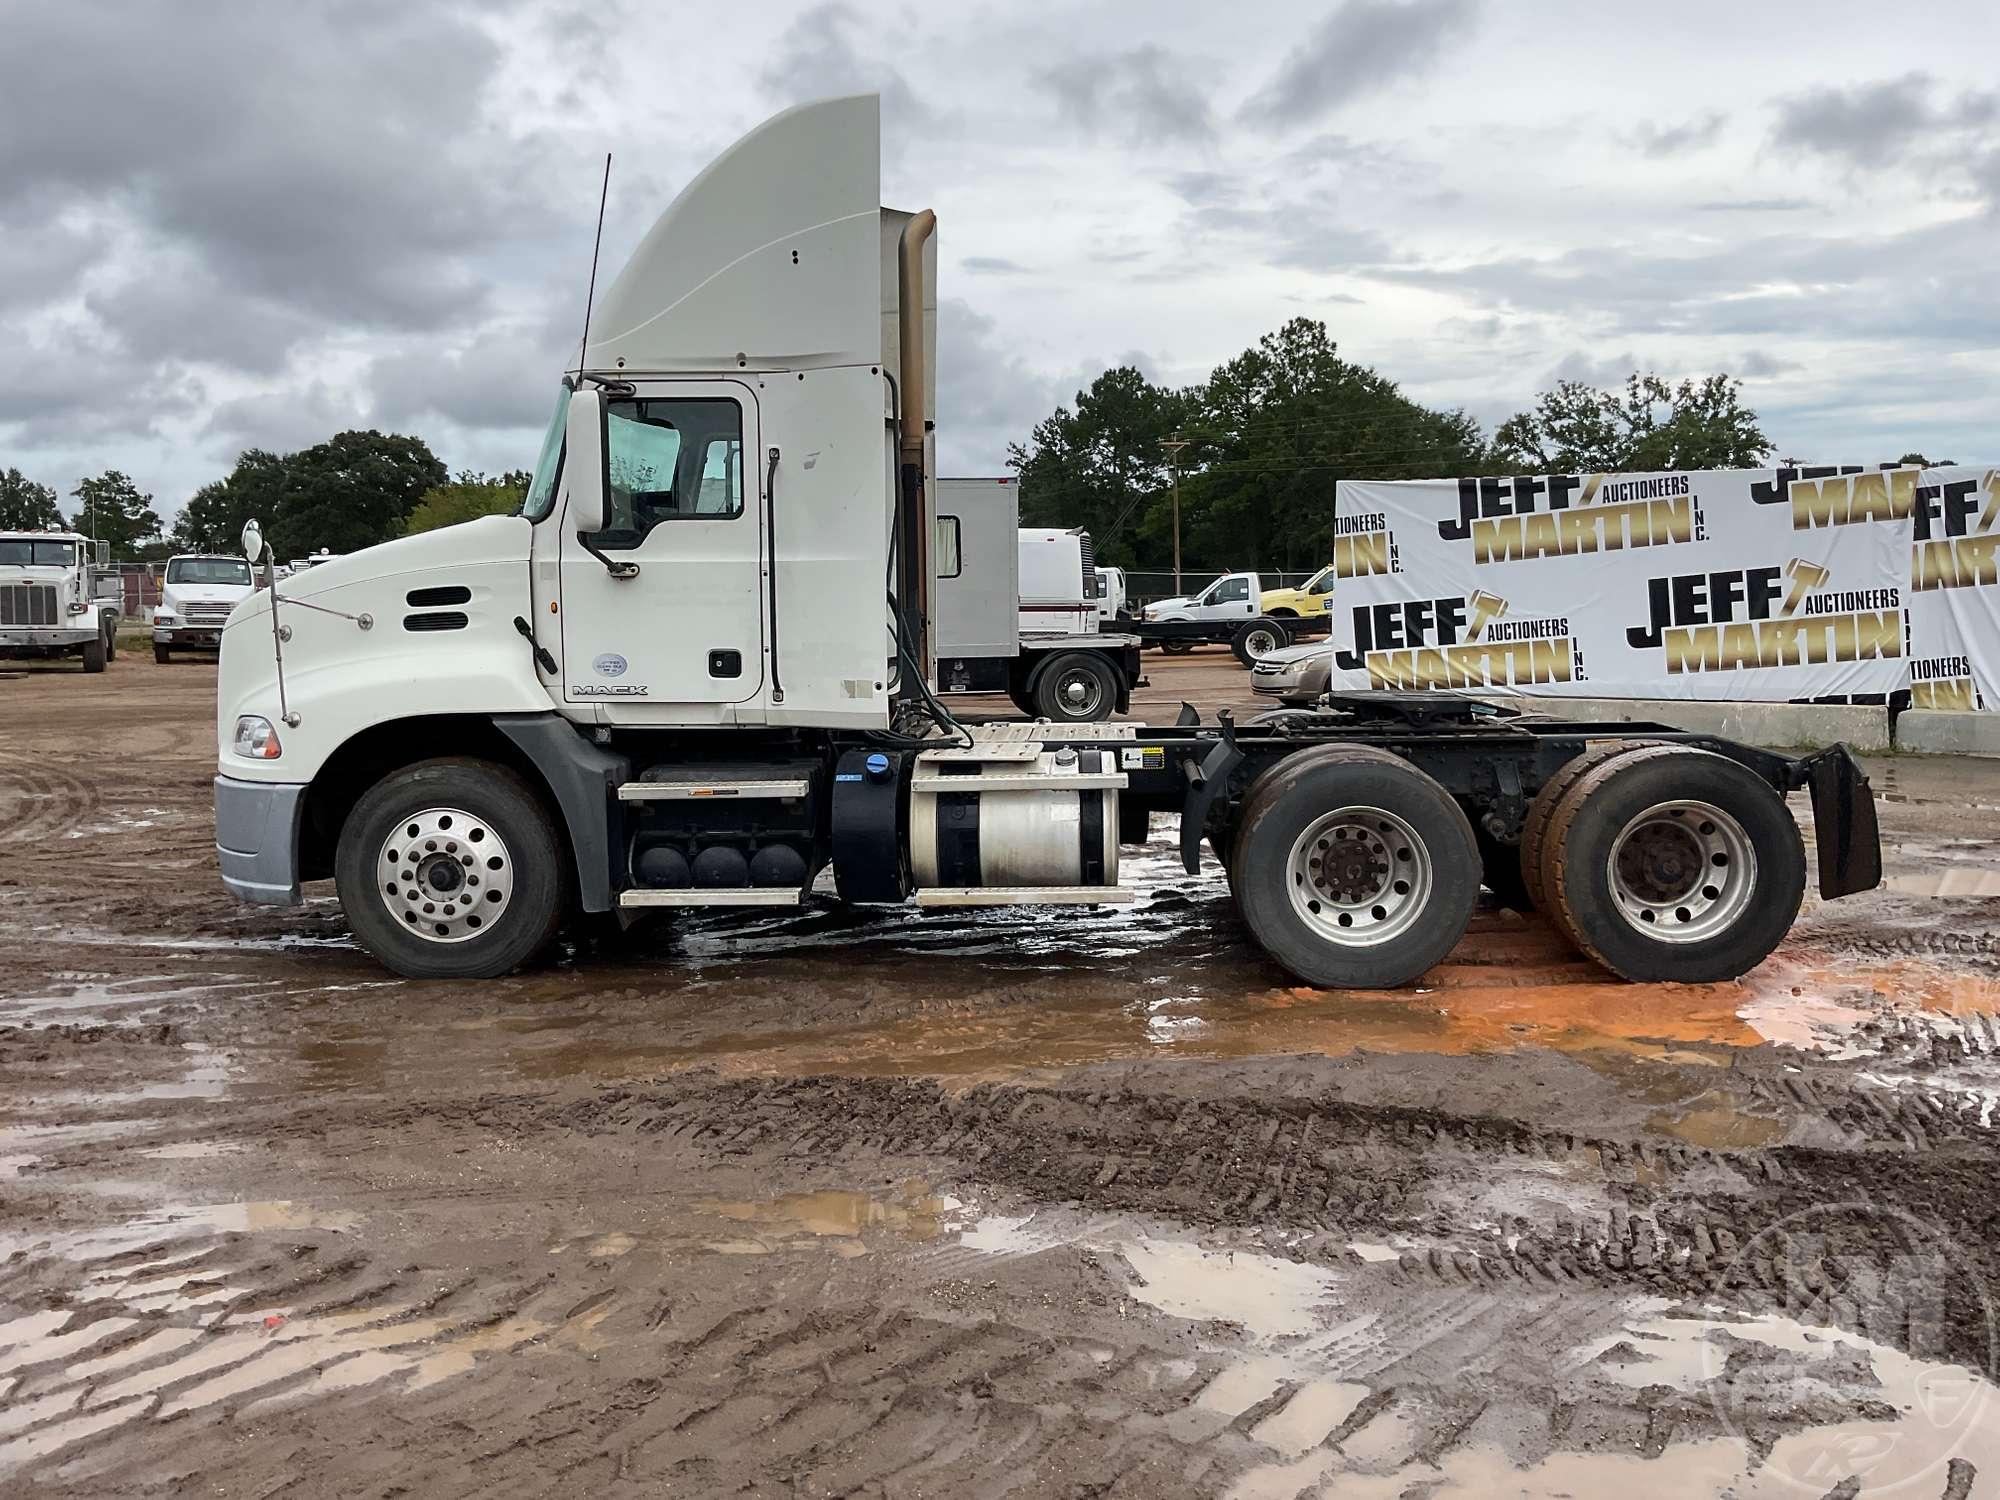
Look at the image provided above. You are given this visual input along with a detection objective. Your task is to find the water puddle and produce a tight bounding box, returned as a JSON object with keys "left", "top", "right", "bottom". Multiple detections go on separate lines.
{"left": 1646, "top": 1090, "right": 1788, "bottom": 1148}
{"left": 1121, "top": 1239, "right": 1338, "bottom": 1339}
{"left": 1885, "top": 868, "right": 2000, "bottom": 897}
{"left": 698, "top": 1182, "right": 954, "bottom": 1251}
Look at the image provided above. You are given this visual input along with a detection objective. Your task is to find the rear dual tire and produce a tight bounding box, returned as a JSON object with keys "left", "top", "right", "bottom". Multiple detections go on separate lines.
{"left": 1231, "top": 745, "right": 1480, "bottom": 989}
{"left": 1537, "top": 746, "right": 1804, "bottom": 982}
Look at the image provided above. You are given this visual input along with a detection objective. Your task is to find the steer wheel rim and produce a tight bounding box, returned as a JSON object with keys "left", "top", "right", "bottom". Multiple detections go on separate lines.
{"left": 1606, "top": 798, "right": 1756, "bottom": 943}
{"left": 1054, "top": 668, "right": 1103, "bottom": 717}
{"left": 1286, "top": 805, "right": 1433, "bottom": 948}
{"left": 377, "top": 807, "right": 513, "bottom": 944}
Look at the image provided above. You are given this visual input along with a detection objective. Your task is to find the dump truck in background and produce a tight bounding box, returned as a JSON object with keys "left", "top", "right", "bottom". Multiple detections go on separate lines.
{"left": 0, "top": 532, "right": 121, "bottom": 673}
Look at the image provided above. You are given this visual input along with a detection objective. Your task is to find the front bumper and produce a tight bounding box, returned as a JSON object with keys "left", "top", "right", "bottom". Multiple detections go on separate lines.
{"left": 156, "top": 626, "right": 223, "bottom": 648}
{"left": 0, "top": 626, "right": 98, "bottom": 649}
{"left": 215, "top": 775, "right": 308, "bottom": 905}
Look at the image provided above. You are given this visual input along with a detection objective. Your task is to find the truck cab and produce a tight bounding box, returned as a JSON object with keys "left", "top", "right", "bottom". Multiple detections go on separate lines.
{"left": 1259, "top": 564, "right": 1335, "bottom": 621}
{"left": 154, "top": 553, "right": 256, "bottom": 663}
{"left": 1094, "top": 567, "right": 1128, "bottom": 623}
{"left": 0, "top": 531, "right": 119, "bottom": 673}
{"left": 1141, "top": 571, "right": 1262, "bottom": 625}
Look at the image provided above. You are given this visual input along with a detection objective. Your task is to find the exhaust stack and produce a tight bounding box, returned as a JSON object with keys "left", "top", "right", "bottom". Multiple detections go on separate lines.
{"left": 895, "top": 209, "right": 937, "bottom": 685}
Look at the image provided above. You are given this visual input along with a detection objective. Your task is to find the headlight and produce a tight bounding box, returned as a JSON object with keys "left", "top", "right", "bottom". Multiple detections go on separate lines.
{"left": 155, "top": 610, "right": 176, "bottom": 624}
{"left": 233, "top": 715, "right": 283, "bottom": 759}
{"left": 67, "top": 599, "right": 87, "bottom": 614}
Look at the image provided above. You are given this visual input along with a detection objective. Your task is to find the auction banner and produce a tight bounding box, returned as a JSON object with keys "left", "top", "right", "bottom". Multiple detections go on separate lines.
{"left": 1906, "top": 466, "right": 2000, "bottom": 711}
{"left": 1326, "top": 468, "right": 1918, "bottom": 701}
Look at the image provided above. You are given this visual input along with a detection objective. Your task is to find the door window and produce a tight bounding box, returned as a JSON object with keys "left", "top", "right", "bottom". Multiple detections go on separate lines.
{"left": 1309, "top": 567, "right": 1335, "bottom": 595}
{"left": 1215, "top": 577, "right": 1249, "bottom": 603}
{"left": 591, "top": 397, "right": 743, "bottom": 550}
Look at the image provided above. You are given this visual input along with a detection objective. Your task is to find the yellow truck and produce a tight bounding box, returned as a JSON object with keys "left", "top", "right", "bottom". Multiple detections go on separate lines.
{"left": 1257, "top": 563, "right": 1335, "bottom": 626}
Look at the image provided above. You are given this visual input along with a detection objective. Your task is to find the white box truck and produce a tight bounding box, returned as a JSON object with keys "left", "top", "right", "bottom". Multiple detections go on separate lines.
{"left": 935, "top": 477, "right": 1143, "bottom": 722}
{"left": 210, "top": 94, "right": 1881, "bottom": 995}
{"left": 153, "top": 553, "right": 257, "bottom": 663}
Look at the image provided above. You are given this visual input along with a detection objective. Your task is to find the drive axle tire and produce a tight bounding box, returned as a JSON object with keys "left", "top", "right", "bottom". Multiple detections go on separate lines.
{"left": 1230, "top": 744, "right": 1480, "bottom": 989}
{"left": 1518, "top": 738, "right": 1663, "bottom": 926}
{"left": 1545, "top": 745, "right": 1804, "bottom": 983}
{"left": 1160, "top": 639, "right": 1195, "bottom": 655}
{"left": 81, "top": 636, "right": 106, "bottom": 673}
{"left": 1232, "top": 617, "right": 1290, "bottom": 667}
{"left": 1032, "top": 650, "right": 1118, "bottom": 722}
{"left": 336, "top": 758, "right": 567, "bottom": 980}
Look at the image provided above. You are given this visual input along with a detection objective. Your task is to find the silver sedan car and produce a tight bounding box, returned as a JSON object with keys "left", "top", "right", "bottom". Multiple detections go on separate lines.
{"left": 1248, "top": 641, "right": 1334, "bottom": 707}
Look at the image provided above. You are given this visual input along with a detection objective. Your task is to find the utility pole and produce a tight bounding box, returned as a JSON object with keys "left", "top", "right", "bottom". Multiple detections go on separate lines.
{"left": 1160, "top": 436, "right": 1190, "bottom": 593}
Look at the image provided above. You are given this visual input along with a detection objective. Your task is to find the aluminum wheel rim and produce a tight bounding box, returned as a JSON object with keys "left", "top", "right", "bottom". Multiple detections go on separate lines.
{"left": 1286, "top": 805, "right": 1433, "bottom": 947}
{"left": 1244, "top": 627, "right": 1279, "bottom": 658}
{"left": 1606, "top": 799, "right": 1755, "bottom": 943}
{"left": 1052, "top": 666, "right": 1104, "bottom": 718}
{"left": 377, "top": 807, "right": 513, "bottom": 944}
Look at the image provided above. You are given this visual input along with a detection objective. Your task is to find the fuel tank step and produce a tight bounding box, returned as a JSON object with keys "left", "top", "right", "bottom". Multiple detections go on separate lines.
{"left": 618, "top": 888, "right": 804, "bottom": 908}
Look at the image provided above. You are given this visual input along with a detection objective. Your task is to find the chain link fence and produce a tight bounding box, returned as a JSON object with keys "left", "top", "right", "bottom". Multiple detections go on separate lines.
{"left": 1115, "top": 569, "right": 1325, "bottom": 605}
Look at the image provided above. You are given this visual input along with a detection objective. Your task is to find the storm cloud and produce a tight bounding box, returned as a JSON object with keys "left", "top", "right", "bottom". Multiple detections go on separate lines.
{"left": 0, "top": 1, "right": 1993, "bottom": 520}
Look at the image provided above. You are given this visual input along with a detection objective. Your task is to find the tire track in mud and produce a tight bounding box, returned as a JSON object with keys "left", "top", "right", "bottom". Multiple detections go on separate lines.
{"left": 424, "top": 1072, "right": 2000, "bottom": 1376}
{"left": 0, "top": 754, "right": 100, "bottom": 846}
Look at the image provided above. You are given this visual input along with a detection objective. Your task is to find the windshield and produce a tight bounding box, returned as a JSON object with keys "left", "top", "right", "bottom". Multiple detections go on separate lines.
{"left": 167, "top": 557, "right": 252, "bottom": 586}
{"left": 0, "top": 540, "right": 75, "bottom": 567}
{"left": 521, "top": 385, "right": 573, "bottom": 522}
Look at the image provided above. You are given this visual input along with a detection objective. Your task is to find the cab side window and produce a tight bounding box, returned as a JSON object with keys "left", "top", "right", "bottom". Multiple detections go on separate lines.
{"left": 1216, "top": 577, "right": 1249, "bottom": 603}
{"left": 592, "top": 397, "right": 743, "bottom": 550}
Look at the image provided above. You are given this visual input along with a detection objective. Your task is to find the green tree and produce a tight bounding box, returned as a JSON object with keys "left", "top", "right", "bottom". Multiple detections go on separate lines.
{"left": 70, "top": 470, "right": 163, "bottom": 555}
{"left": 1896, "top": 451, "right": 1955, "bottom": 467}
{"left": 173, "top": 449, "right": 290, "bottom": 553}
{"left": 0, "top": 468, "right": 63, "bottom": 530}
{"left": 1178, "top": 319, "right": 1485, "bottom": 573}
{"left": 266, "top": 431, "right": 446, "bottom": 558}
{"left": 403, "top": 470, "right": 532, "bottom": 535}
{"left": 1494, "top": 373, "right": 1771, "bottom": 472}
{"left": 1010, "top": 366, "right": 1188, "bottom": 563}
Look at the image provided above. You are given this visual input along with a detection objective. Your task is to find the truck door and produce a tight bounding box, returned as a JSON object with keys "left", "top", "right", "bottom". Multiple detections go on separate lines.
{"left": 558, "top": 381, "right": 764, "bottom": 708}
{"left": 1196, "top": 573, "right": 1254, "bottom": 622}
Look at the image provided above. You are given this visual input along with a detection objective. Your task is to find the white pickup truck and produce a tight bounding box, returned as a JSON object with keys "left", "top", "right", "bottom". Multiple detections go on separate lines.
{"left": 1135, "top": 571, "right": 1291, "bottom": 664}
{"left": 154, "top": 554, "right": 257, "bottom": 663}
{"left": 0, "top": 531, "right": 121, "bottom": 673}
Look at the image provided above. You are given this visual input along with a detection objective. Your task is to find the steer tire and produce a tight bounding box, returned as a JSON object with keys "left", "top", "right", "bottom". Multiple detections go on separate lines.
{"left": 336, "top": 758, "right": 568, "bottom": 981}
{"left": 103, "top": 622, "right": 117, "bottom": 661}
{"left": 1518, "top": 738, "right": 1664, "bottom": 934}
{"left": 81, "top": 636, "right": 107, "bottom": 674}
{"left": 1546, "top": 745, "right": 1805, "bottom": 983}
{"left": 154, "top": 643, "right": 171, "bottom": 665}
{"left": 1232, "top": 617, "right": 1290, "bottom": 667}
{"left": 1230, "top": 744, "right": 1480, "bottom": 989}
{"left": 1032, "top": 651, "right": 1118, "bottom": 722}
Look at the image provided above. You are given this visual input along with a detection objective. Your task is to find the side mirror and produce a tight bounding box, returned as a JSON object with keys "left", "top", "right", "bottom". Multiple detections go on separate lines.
{"left": 565, "top": 386, "right": 607, "bottom": 536}
{"left": 95, "top": 540, "right": 110, "bottom": 567}
{"left": 242, "top": 519, "right": 265, "bottom": 563}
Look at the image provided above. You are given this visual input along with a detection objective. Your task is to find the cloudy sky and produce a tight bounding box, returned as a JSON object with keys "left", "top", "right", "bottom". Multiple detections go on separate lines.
{"left": 2, "top": 0, "right": 1996, "bottom": 525}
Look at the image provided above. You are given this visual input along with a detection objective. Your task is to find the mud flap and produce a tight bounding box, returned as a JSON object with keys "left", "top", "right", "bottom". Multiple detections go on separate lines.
{"left": 1802, "top": 745, "right": 1881, "bottom": 899}
{"left": 1179, "top": 735, "right": 1243, "bottom": 875}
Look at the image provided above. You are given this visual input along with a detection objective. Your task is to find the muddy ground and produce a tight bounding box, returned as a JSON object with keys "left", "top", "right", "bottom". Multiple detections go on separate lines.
{"left": 4, "top": 650, "right": 2000, "bottom": 1497}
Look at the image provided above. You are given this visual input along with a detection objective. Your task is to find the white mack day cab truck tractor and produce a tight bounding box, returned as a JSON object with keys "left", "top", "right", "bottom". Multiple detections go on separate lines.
{"left": 211, "top": 94, "right": 1883, "bottom": 988}
{"left": 0, "top": 531, "right": 121, "bottom": 672}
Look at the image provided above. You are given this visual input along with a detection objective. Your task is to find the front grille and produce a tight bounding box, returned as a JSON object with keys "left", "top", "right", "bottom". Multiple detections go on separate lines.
{"left": 0, "top": 584, "right": 58, "bottom": 627}
{"left": 184, "top": 606, "right": 233, "bottom": 626}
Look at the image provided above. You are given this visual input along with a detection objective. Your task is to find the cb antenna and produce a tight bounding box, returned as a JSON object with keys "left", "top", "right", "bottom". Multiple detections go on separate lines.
{"left": 575, "top": 152, "right": 612, "bottom": 379}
